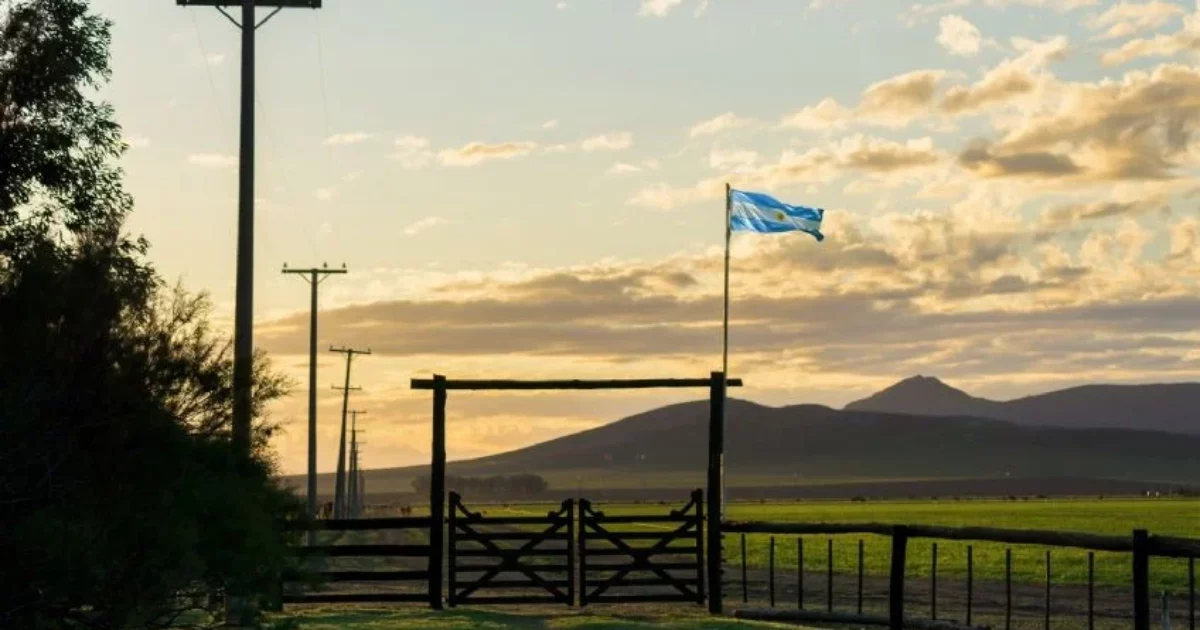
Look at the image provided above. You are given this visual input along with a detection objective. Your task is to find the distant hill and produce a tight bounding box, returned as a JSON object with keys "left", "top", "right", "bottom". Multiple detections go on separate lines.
{"left": 845, "top": 376, "right": 1200, "bottom": 435}
{"left": 307, "top": 398, "right": 1200, "bottom": 499}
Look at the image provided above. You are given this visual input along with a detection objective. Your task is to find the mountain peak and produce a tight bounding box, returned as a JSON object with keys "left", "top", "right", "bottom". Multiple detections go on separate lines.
{"left": 845, "top": 375, "right": 997, "bottom": 417}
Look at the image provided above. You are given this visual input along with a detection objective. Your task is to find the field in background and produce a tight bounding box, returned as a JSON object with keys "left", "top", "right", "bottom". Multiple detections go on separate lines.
{"left": 376, "top": 497, "right": 1198, "bottom": 591}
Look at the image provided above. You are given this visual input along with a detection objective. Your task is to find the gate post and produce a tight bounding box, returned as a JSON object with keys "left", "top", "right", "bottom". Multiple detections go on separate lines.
{"left": 429, "top": 375, "right": 447, "bottom": 610}
{"left": 1133, "top": 529, "right": 1150, "bottom": 630}
{"left": 889, "top": 526, "right": 908, "bottom": 630}
{"left": 706, "top": 371, "right": 726, "bottom": 614}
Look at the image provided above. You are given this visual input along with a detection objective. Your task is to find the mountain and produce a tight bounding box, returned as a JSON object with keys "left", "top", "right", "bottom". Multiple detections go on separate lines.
{"left": 324, "top": 399, "right": 1200, "bottom": 499}
{"left": 845, "top": 377, "right": 1200, "bottom": 435}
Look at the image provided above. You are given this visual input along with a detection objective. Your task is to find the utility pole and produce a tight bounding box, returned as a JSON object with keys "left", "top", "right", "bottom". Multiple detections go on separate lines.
{"left": 281, "top": 263, "right": 346, "bottom": 535}
{"left": 177, "top": 0, "right": 322, "bottom": 460}
{"left": 330, "top": 347, "right": 369, "bottom": 519}
{"left": 347, "top": 410, "right": 366, "bottom": 517}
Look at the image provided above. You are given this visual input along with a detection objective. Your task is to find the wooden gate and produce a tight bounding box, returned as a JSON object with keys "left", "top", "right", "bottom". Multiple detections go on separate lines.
{"left": 579, "top": 489, "right": 706, "bottom": 605}
{"left": 447, "top": 492, "right": 575, "bottom": 606}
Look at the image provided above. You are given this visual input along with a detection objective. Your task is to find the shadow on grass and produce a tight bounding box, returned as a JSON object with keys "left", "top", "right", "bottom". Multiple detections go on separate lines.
{"left": 275, "top": 605, "right": 800, "bottom": 629}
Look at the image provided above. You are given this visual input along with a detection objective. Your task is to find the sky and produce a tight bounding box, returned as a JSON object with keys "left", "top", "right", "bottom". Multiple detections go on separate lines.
{"left": 88, "top": 0, "right": 1200, "bottom": 475}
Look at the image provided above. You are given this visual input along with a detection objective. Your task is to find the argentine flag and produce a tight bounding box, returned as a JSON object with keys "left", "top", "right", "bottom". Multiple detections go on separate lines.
{"left": 729, "top": 189, "right": 824, "bottom": 242}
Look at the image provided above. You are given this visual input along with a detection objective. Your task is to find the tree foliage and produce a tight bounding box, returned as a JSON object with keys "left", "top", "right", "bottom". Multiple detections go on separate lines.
{"left": 0, "top": 1, "right": 303, "bottom": 628}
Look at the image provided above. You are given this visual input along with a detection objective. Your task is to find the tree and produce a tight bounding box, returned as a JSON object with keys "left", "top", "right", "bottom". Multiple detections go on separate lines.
{"left": 0, "top": 2, "right": 304, "bottom": 628}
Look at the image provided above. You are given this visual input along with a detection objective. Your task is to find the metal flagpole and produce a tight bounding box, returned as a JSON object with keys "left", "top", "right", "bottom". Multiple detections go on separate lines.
{"left": 721, "top": 183, "right": 732, "bottom": 517}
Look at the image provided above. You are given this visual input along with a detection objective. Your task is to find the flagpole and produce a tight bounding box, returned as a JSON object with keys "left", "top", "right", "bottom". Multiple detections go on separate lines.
{"left": 721, "top": 182, "right": 732, "bottom": 517}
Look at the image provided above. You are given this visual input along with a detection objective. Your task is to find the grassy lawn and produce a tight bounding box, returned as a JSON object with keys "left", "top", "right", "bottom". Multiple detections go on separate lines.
{"left": 270, "top": 606, "right": 804, "bottom": 630}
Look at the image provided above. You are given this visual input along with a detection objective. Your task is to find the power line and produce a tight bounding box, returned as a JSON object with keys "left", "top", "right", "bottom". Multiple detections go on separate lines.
{"left": 330, "top": 345, "right": 370, "bottom": 519}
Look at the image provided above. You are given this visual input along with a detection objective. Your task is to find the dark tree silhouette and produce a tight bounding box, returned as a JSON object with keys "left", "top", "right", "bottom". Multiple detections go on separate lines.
{"left": 0, "top": 2, "right": 303, "bottom": 628}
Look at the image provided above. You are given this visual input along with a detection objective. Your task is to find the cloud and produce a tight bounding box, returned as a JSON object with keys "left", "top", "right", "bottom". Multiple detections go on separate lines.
{"left": 694, "top": 0, "right": 710, "bottom": 17}
{"left": 542, "top": 119, "right": 560, "bottom": 129}
{"left": 1100, "top": 8, "right": 1200, "bottom": 65}
{"left": 556, "top": 1, "right": 567, "bottom": 9}
{"left": 630, "top": 134, "right": 942, "bottom": 210}
{"left": 689, "top": 112, "right": 752, "bottom": 137}
{"left": 962, "top": 63, "right": 1200, "bottom": 181}
{"left": 859, "top": 69, "right": 947, "bottom": 126}
{"left": 389, "top": 135, "right": 434, "bottom": 169}
{"left": 324, "top": 132, "right": 375, "bottom": 146}
{"left": 437, "top": 141, "right": 538, "bottom": 167}
{"left": 581, "top": 132, "right": 633, "bottom": 152}
{"left": 1039, "top": 197, "right": 1169, "bottom": 228}
{"left": 607, "top": 162, "right": 643, "bottom": 175}
{"left": 404, "top": 216, "right": 450, "bottom": 236}
{"left": 779, "top": 98, "right": 852, "bottom": 131}
{"left": 639, "top": 0, "right": 684, "bottom": 17}
{"left": 902, "top": 0, "right": 1098, "bottom": 26}
{"left": 187, "top": 153, "right": 237, "bottom": 168}
{"left": 708, "top": 148, "right": 760, "bottom": 171}
{"left": 1086, "top": 1, "right": 1186, "bottom": 41}
{"left": 204, "top": 53, "right": 224, "bottom": 66}
{"left": 314, "top": 187, "right": 337, "bottom": 201}
{"left": 938, "top": 14, "right": 983, "bottom": 56}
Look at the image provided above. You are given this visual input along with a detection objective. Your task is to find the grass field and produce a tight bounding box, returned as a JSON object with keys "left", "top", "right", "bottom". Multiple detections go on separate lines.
{"left": 458, "top": 497, "right": 1199, "bottom": 591}
{"left": 269, "top": 605, "right": 801, "bottom": 630}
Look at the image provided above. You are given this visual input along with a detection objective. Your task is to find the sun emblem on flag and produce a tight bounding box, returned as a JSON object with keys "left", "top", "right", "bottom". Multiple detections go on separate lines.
{"left": 774, "top": 210, "right": 787, "bottom": 222}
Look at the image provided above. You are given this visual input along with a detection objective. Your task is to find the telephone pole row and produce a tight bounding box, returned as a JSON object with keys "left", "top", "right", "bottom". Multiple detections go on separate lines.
{"left": 282, "top": 263, "right": 346, "bottom": 533}
{"left": 330, "top": 346, "right": 370, "bottom": 519}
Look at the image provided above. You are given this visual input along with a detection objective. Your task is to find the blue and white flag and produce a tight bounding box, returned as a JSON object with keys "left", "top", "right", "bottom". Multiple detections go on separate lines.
{"left": 729, "top": 189, "right": 824, "bottom": 242}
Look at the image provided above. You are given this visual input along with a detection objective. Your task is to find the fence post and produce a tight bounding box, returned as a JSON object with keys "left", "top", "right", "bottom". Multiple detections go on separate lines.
{"left": 447, "top": 492, "right": 458, "bottom": 608}
{"left": 706, "top": 371, "right": 725, "bottom": 614}
{"left": 1133, "top": 529, "right": 1150, "bottom": 630}
{"left": 429, "top": 375, "right": 447, "bottom": 610}
{"left": 889, "top": 526, "right": 908, "bottom": 630}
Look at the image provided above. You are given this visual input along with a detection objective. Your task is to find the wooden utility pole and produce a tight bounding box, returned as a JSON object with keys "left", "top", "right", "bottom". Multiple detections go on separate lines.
{"left": 176, "top": 0, "right": 322, "bottom": 459}
{"left": 282, "top": 263, "right": 346, "bottom": 533}
{"left": 347, "top": 410, "right": 366, "bottom": 517}
{"left": 330, "top": 347, "right": 369, "bottom": 519}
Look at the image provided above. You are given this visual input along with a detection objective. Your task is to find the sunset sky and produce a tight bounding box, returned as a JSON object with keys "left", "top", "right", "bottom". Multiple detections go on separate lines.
{"left": 94, "top": 0, "right": 1200, "bottom": 474}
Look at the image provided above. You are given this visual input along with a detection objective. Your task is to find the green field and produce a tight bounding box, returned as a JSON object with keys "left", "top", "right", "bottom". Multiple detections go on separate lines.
{"left": 463, "top": 497, "right": 1199, "bottom": 591}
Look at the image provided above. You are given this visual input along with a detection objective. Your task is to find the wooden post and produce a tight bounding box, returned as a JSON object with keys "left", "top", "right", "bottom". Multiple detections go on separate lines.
{"left": 827, "top": 538, "right": 834, "bottom": 613}
{"left": 858, "top": 539, "right": 865, "bottom": 615}
{"left": 695, "top": 488, "right": 707, "bottom": 606}
{"left": 1005, "top": 548, "right": 1012, "bottom": 630}
{"left": 770, "top": 536, "right": 776, "bottom": 607}
{"left": 1133, "top": 529, "right": 1150, "bottom": 630}
{"left": 707, "top": 371, "right": 725, "bottom": 614}
{"left": 429, "top": 375, "right": 447, "bottom": 610}
{"left": 889, "top": 526, "right": 908, "bottom": 630}
{"left": 567, "top": 498, "right": 577, "bottom": 607}
{"left": 798, "top": 537, "right": 805, "bottom": 610}
{"left": 966, "top": 545, "right": 973, "bottom": 626}
{"left": 447, "top": 491, "right": 458, "bottom": 608}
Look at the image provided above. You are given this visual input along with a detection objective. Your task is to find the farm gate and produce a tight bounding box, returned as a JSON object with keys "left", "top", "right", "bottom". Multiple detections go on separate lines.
{"left": 283, "top": 491, "right": 708, "bottom": 608}
{"left": 448, "top": 493, "right": 575, "bottom": 606}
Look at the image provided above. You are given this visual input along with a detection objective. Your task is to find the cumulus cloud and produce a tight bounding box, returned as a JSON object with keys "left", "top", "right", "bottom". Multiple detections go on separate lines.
{"left": 858, "top": 70, "right": 947, "bottom": 126}
{"left": 937, "top": 14, "right": 983, "bottom": 56}
{"left": 581, "top": 132, "right": 634, "bottom": 151}
{"left": 1100, "top": 8, "right": 1200, "bottom": 65}
{"left": 1086, "top": 1, "right": 1186, "bottom": 41}
{"left": 437, "top": 140, "right": 539, "bottom": 166}
{"left": 631, "top": 135, "right": 942, "bottom": 210}
{"left": 689, "top": 112, "right": 752, "bottom": 137}
{"left": 962, "top": 63, "right": 1200, "bottom": 182}
{"left": 779, "top": 98, "right": 852, "bottom": 131}
{"left": 607, "top": 162, "right": 643, "bottom": 175}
